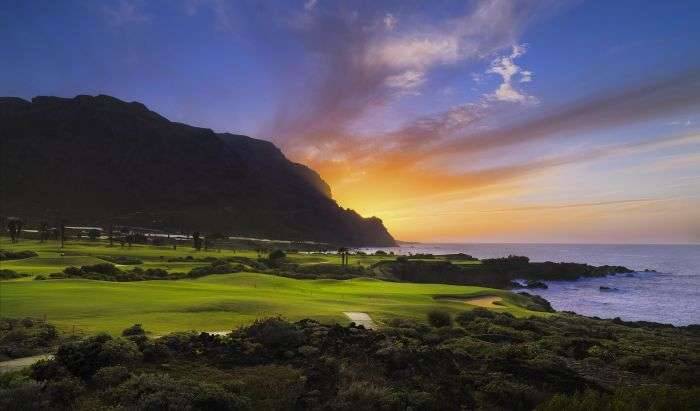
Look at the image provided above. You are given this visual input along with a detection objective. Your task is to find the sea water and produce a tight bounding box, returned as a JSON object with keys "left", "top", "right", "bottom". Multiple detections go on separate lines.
{"left": 360, "top": 243, "right": 700, "bottom": 326}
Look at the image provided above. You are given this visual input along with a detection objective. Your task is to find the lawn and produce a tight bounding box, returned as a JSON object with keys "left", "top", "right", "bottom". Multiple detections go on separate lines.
{"left": 1, "top": 237, "right": 539, "bottom": 336}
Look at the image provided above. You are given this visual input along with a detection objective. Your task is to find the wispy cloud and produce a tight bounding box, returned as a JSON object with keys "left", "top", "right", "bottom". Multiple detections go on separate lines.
{"left": 304, "top": 0, "right": 318, "bottom": 12}
{"left": 430, "top": 69, "right": 700, "bottom": 157}
{"left": 383, "top": 13, "right": 397, "bottom": 31}
{"left": 486, "top": 44, "right": 537, "bottom": 103}
{"left": 184, "top": 0, "right": 235, "bottom": 31}
{"left": 269, "top": 0, "right": 540, "bottom": 146}
{"left": 103, "top": 0, "right": 149, "bottom": 26}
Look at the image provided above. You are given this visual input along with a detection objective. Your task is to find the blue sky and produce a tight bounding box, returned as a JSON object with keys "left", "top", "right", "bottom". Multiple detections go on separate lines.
{"left": 2, "top": 1, "right": 699, "bottom": 243}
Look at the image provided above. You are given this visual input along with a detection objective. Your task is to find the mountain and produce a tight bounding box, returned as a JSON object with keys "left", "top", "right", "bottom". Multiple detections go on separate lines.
{"left": 0, "top": 95, "right": 396, "bottom": 246}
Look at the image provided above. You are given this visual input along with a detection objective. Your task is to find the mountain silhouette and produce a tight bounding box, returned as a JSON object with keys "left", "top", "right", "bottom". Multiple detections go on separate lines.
{"left": 0, "top": 95, "right": 396, "bottom": 246}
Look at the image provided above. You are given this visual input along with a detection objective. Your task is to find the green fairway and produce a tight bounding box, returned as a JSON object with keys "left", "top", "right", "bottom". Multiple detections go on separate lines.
{"left": 1, "top": 237, "right": 541, "bottom": 336}
{"left": 0, "top": 272, "right": 541, "bottom": 335}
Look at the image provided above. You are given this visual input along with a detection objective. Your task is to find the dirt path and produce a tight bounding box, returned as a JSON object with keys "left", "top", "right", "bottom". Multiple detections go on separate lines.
{"left": 343, "top": 312, "right": 377, "bottom": 329}
{"left": 441, "top": 296, "right": 503, "bottom": 307}
{"left": 0, "top": 354, "right": 53, "bottom": 373}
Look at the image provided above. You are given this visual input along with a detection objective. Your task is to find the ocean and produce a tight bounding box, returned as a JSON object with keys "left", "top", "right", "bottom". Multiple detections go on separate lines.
{"left": 359, "top": 243, "right": 700, "bottom": 326}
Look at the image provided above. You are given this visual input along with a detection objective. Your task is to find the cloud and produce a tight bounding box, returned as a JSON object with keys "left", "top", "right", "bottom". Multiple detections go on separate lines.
{"left": 184, "top": 0, "right": 235, "bottom": 31}
{"left": 383, "top": 13, "right": 397, "bottom": 31}
{"left": 384, "top": 70, "right": 426, "bottom": 94}
{"left": 270, "top": 0, "right": 541, "bottom": 149}
{"left": 430, "top": 69, "right": 700, "bottom": 157}
{"left": 486, "top": 44, "right": 536, "bottom": 103}
{"left": 304, "top": 0, "right": 319, "bottom": 12}
{"left": 103, "top": 0, "right": 149, "bottom": 26}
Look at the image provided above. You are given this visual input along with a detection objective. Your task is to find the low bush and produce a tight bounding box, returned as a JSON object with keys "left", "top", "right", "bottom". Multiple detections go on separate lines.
{"left": 0, "top": 269, "right": 29, "bottom": 280}
{"left": 0, "top": 250, "right": 38, "bottom": 260}
{"left": 0, "top": 318, "right": 60, "bottom": 361}
{"left": 427, "top": 310, "right": 453, "bottom": 328}
{"left": 99, "top": 255, "right": 143, "bottom": 265}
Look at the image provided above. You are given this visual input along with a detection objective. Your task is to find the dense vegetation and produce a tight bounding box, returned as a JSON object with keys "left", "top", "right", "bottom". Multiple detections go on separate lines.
{"left": 0, "top": 250, "right": 38, "bottom": 261}
{"left": 0, "top": 269, "right": 29, "bottom": 280}
{"left": 1, "top": 313, "right": 698, "bottom": 410}
{"left": 45, "top": 261, "right": 245, "bottom": 282}
{"left": 0, "top": 318, "right": 63, "bottom": 361}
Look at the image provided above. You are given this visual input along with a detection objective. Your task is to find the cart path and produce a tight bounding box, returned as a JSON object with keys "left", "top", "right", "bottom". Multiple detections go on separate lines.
{"left": 343, "top": 312, "right": 377, "bottom": 329}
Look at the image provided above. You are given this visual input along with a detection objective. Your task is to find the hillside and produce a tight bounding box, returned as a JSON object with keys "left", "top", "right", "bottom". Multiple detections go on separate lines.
{"left": 0, "top": 95, "right": 395, "bottom": 246}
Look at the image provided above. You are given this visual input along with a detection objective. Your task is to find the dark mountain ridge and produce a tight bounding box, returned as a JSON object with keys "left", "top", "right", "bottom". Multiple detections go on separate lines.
{"left": 0, "top": 94, "right": 396, "bottom": 246}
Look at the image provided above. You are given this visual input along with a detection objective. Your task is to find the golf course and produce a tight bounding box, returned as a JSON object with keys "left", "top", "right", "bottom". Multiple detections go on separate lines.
{"left": 0, "top": 237, "right": 543, "bottom": 335}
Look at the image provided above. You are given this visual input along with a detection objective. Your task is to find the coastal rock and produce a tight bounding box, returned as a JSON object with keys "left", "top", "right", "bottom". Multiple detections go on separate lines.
{"left": 525, "top": 280, "right": 549, "bottom": 289}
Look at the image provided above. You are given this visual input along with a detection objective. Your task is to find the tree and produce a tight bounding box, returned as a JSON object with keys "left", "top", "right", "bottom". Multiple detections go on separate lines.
{"left": 7, "top": 218, "right": 21, "bottom": 243}
{"left": 338, "top": 247, "right": 349, "bottom": 266}
{"left": 59, "top": 221, "right": 66, "bottom": 248}
{"left": 269, "top": 249, "right": 286, "bottom": 261}
{"left": 207, "top": 232, "right": 224, "bottom": 252}
{"left": 38, "top": 222, "right": 49, "bottom": 243}
{"left": 192, "top": 232, "right": 202, "bottom": 251}
{"left": 88, "top": 229, "right": 100, "bottom": 241}
{"left": 108, "top": 224, "right": 114, "bottom": 246}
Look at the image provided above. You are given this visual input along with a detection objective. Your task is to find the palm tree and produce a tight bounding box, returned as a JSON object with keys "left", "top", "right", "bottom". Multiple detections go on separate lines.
{"left": 39, "top": 222, "right": 49, "bottom": 243}
{"left": 338, "top": 247, "right": 349, "bottom": 266}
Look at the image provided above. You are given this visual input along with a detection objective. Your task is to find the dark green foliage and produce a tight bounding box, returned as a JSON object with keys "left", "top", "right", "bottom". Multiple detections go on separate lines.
{"left": 406, "top": 253, "right": 435, "bottom": 259}
{"left": 444, "top": 253, "right": 478, "bottom": 261}
{"left": 92, "top": 366, "right": 130, "bottom": 387}
{"left": 0, "top": 250, "right": 38, "bottom": 260}
{"left": 0, "top": 318, "right": 60, "bottom": 360}
{"left": 106, "top": 373, "right": 250, "bottom": 410}
{"left": 46, "top": 260, "right": 243, "bottom": 282}
{"left": 122, "top": 324, "right": 146, "bottom": 337}
{"left": 0, "top": 269, "right": 29, "bottom": 280}
{"left": 2, "top": 314, "right": 699, "bottom": 410}
{"left": 187, "top": 260, "right": 244, "bottom": 278}
{"left": 54, "top": 334, "right": 141, "bottom": 379}
{"left": 536, "top": 387, "right": 700, "bottom": 411}
{"left": 427, "top": 310, "right": 453, "bottom": 328}
{"left": 268, "top": 249, "right": 286, "bottom": 261}
{"left": 273, "top": 263, "right": 368, "bottom": 280}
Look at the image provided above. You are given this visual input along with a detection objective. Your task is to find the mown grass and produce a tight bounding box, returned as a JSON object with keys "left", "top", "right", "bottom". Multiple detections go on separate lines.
{"left": 0, "top": 237, "right": 541, "bottom": 335}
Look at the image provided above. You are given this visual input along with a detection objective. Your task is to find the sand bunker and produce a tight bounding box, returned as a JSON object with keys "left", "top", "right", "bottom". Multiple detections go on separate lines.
{"left": 441, "top": 296, "right": 503, "bottom": 307}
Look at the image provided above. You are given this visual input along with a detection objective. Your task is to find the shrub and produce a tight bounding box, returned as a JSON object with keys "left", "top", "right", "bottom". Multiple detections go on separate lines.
{"left": 107, "top": 373, "right": 251, "bottom": 410}
{"left": 0, "top": 269, "right": 29, "bottom": 280}
{"left": 0, "top": 380, "right": 50, "bottom": 410}
{"left": 332, "top": 381, "right": 399, "bottom": 410}
{"left": 54, "top": 333, "right": 135, "bottom": 379}
{"left": 93, "top": 366, "right": 130, "bottom": 387}
{"left": 31, "top": 359, "right": 71, "bottom": 381}
{"left": 45, "top": 375, "right": 84, "bottom": 407}
{"left": 268, "top": 249, "right": 286, "bottom": 261}
{"left": 427, "top": 310, "right": 453, "bottom": 328}
{"left": 0, "top": 250, "right": 38, "bottom": 261}
{"left": 122, "top": 324, "right": 146, "bottom": 337}
{"left": 98, "top": 338, "right": 142, "bottom": 367}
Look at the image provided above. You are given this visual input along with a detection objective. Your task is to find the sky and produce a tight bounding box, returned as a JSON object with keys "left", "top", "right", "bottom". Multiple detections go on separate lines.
{"left": 2, "top": 0, "right": 700, "bottom": 244}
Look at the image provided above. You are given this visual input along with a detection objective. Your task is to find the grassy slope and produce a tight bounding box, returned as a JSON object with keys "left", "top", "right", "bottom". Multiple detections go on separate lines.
{"left": 1, "top": 238, "right": 539, "bottom": 335}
